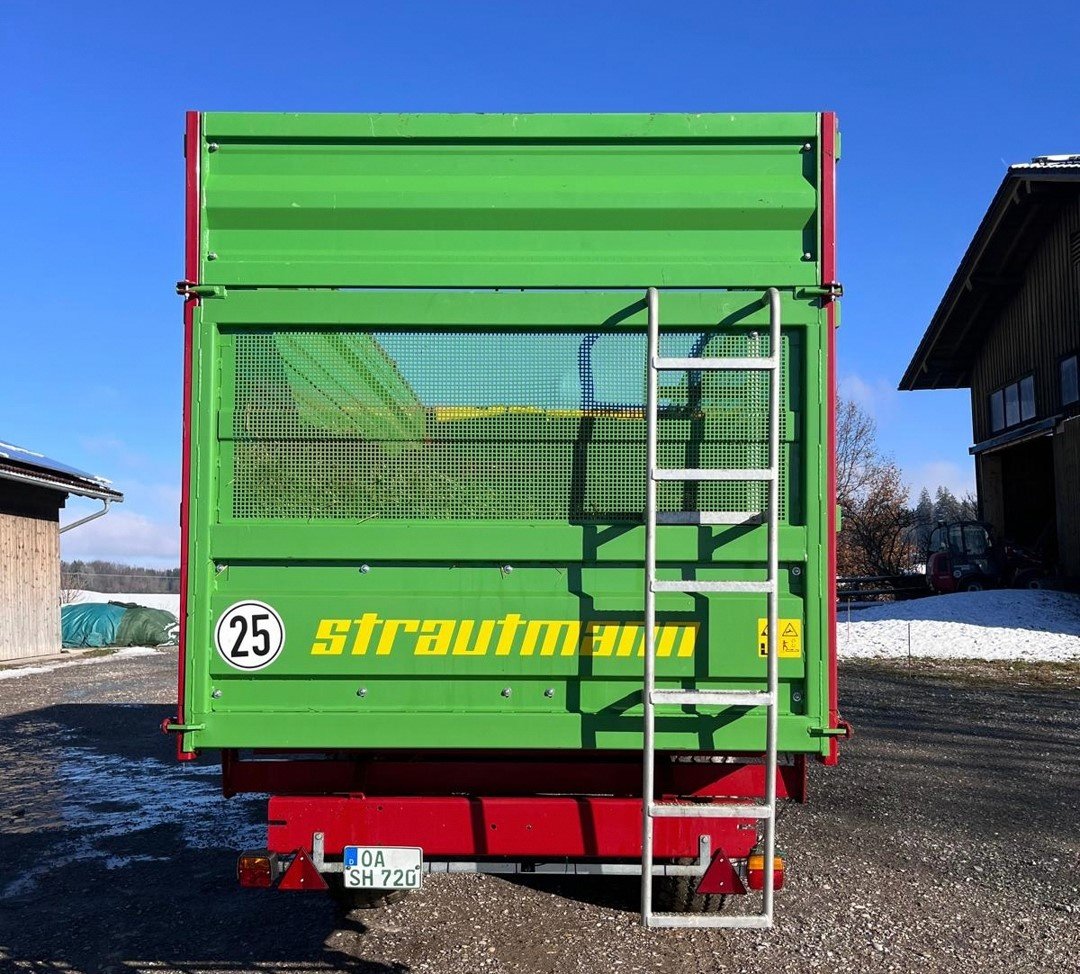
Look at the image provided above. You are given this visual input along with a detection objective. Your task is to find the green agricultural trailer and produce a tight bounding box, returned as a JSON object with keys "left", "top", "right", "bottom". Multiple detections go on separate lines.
{"left": 166, "top": 111, "right": 845, "bottom": 929}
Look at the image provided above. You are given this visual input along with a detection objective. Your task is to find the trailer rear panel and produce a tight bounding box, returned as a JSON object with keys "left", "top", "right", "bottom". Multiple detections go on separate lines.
{"left": 174, "top": 113, "right": 838, "bottom": 759}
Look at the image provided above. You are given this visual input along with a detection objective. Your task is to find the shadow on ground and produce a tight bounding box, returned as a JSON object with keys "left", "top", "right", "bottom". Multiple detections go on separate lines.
{"left": 0, "top": 702, "right": 405, "bottom": 973}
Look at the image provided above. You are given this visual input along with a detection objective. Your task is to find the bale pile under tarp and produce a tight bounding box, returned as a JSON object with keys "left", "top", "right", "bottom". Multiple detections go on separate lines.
{"left": 61, "top": 601, "right": 179, "bottom": 649}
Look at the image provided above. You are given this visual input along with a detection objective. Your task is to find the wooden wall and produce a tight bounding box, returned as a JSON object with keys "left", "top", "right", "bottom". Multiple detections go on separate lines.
{"left": 970, "top": 195, "right": 1080, "bottom": 443}
{"left": 1054, "top": 416, "right": 1080, "bottom": 576}
{"left": 0, "top": 483, "right": 64, "bottom": 662}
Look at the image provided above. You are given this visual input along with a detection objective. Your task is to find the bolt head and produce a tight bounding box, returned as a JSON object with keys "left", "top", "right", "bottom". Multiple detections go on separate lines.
{"left": 792, "top": 691, "right": 803, "bottom": 703}
{"left": 357, "top": 687, "right": 367, "bottom": 697}
{"left": 359, "top": 564, "right": 371, "bottom": 574}
{"left": 792, "top": 566, "right": 802, "bottom": 576}
{"left": 214, "top": 563, "right": 225, "bottom": 573}
{"left": 207, "top": 252, "right": 218, "bottom": 261}
{"left": 208, "top": 142, "right": 219, "bottom": 153}
{"left": 802, "top": 142, "right": 812, "bottom": 151}
{"left": 211, "top": 689, "right": 222, "bottom": 699}
{"left": 544, "top": 688, "right": 555, "bottom": 698}
{"left": 502, "top": 564, "right": 513, "bottom": 574}
{"left": 802, "top": 252, "right": 813, "bottom": 261}
{"left": 501, "top": 687, "right": 512, "bottom": 698}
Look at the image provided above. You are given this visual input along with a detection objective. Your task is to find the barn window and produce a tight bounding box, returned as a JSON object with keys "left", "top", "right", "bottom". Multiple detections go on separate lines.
{"left": 1004, "top": 382, "right": 1020, "bottom": 427}
{"left": 990, "top": 389, "right": 1005, "bottom": 432}
{"left": 990, "top": 374, "right": 1035, "bottom": 432}
{"left": 1063, "top": 354, "right": 1079, "bottom": 407}
{"left": 1019, "top": 374, "right": 1035, "bottom": 422}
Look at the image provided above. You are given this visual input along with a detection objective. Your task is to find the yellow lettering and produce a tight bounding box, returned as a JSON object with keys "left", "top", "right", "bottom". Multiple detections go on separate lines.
{"left": 453, "top": 619, "right": 496, "bottom": 656}
{"left": 310, "top": 618, "right": 352, "bottom": 655}
{"left": 350, "top": 613, "right": 381, "bottom": 655}
{"left": 583, "top": 623, "right": 618, "bottom": 657}
{"left": 494, "top": 613, "right": 523, "bottom": 656}
{"left": 376, "top": 619, "right": 419, "bottom": 655}
{"left": 415, "top": 619, "right": 456, "bottom": 655}
{"left": 522, "top": 620, "right": 581, "bottom": 657}
{"left": 616, "top": 625, "right": 641, "bottom": 657}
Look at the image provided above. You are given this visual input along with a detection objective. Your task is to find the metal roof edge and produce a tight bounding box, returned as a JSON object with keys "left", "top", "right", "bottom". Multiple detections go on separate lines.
{"left": 899, "top": 164, "right": 1080, "bottom": 392}
{"left": 0, "top": 464, "right": 124, "bottom": 502}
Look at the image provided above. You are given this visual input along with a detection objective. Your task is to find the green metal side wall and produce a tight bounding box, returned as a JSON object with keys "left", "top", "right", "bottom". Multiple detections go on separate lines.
{"left": 180, "top": 113, "right": 835, "bottom": 756}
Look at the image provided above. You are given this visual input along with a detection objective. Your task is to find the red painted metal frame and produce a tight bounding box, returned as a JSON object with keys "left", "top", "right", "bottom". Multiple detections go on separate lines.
{"left": 176, "top": 110, "right": 200, "bottom": 761}
{"left": 268, "top": 794, "right": 759, "bottom": 862}
{"left": 221, "top": 751, "right": 808, "bottom": 804}
{"left": 820, "top": 111, "right": 841, "bottom": 765}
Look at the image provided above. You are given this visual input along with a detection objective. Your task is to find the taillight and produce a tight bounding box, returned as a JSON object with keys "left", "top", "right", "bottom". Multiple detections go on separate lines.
{"left": 237, "top": 851, "right": 280, "bottom": 888}
{"left": 747, "top": 850, "right": 785, "bottom": 891}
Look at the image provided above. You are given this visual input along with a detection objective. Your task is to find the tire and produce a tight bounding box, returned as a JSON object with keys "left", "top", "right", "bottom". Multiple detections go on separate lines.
{"left": 655, "top": 861, "right": 726, "bottom": 914}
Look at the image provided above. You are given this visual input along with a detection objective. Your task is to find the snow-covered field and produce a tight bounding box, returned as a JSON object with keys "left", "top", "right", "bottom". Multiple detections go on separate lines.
{"left": 840, "top": 590, "right": 1080, "bottom": 663}
{"left": 67, "top": 589, "right": 181, "bottom": 615}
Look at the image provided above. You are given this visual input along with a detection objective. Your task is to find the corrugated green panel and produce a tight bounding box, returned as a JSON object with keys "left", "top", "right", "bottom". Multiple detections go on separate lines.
{"left": 183, "top": 287, "right": 831, "bottom": 754}
{"left": 198, "top": 112, "right": 820, "bottom": 288}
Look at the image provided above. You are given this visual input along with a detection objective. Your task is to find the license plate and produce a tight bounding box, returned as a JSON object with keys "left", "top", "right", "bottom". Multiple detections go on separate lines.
{"left": 343, "top": 846, "right": 423, "bottom": 890}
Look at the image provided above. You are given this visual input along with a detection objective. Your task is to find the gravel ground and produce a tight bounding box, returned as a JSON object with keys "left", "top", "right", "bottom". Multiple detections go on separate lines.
{"left": 0, "top": 648, "right": 1076, "bottom": 973}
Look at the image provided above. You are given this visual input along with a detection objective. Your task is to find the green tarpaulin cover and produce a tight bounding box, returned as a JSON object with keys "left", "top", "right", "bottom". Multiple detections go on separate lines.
{"left": 61, "top": 602, "right": 178, "bottom": 649}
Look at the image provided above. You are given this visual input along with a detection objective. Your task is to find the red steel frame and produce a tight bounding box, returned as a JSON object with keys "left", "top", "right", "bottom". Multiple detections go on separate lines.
{"left": 176, "top": 110, "right": 200, "bottom": 761}
{"left": 227, "top": 752, "right": 806, "bottom": 862}
{"left": 821, "top": 111, "right": 841, "bottom": 765}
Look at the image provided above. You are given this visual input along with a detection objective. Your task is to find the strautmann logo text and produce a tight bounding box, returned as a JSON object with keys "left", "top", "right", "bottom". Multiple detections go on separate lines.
{"left": 310, "top": 614, "right": 698, "bottom": 658}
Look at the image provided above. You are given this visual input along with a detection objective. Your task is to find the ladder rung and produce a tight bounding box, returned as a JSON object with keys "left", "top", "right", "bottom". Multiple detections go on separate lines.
{"left": 647, "top": 913, "right": 772, "bottom": 929}
{"left": 650, "top": 689, "right": 773, "bottom": 707}
{"left": 655, "top": 511, "right": 762, "bottom": 526}
{"left": 650, "top": 579, "right": 774, "bottom": 594}
{"left": 648, "top": 802, "right": 772, "bottom": 820}
{"left": 651, "top": 468, "right": 775, "bottom": 482}
{"left": 651, "top": 356, "right": 777, "bottom": 372}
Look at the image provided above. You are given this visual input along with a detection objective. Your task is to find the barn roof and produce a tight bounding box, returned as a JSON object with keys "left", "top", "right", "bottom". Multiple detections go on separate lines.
{"left": 0, "top": 440, "right": 123, "bottom": 502}
{"left": 899, "top": 156, "right": 1080, "bottom": 391}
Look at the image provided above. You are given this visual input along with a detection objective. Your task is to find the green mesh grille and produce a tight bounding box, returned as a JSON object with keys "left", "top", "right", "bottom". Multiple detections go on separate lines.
{"left": 229, "top": 330, "right": 791, "bottom": 521}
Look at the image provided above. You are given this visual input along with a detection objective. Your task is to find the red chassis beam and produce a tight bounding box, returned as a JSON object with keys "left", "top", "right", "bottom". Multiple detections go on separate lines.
{"left": 223, "top": 751, "right": 808, "bottom": 804}
{"left": 269, "top": 795, "right": 759, "bottom": 861}
{"left": 235, "top": 751, "right": 806, "bottom": 862}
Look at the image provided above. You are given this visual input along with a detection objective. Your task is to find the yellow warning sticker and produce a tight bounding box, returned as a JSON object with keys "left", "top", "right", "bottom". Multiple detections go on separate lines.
{"left": 757, "top": 618, "right": 802, "bottom": 658}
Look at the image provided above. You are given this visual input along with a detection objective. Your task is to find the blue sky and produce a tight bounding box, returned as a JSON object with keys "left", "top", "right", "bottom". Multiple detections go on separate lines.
{"left": 3, "top": 1, "right": 1078, "bottom": 567}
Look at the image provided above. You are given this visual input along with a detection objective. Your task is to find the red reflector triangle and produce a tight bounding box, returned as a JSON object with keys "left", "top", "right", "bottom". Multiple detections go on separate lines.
{"left": 695, "top": 850, "right": 746, "bottom": 896}
{"left": 278, "top": 848, "right": 329, "bottom": 891}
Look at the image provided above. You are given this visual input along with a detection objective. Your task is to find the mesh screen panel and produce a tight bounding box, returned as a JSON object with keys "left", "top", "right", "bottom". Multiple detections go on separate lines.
{"left": 229, "top": 330, "right": 791, "bottom": 522}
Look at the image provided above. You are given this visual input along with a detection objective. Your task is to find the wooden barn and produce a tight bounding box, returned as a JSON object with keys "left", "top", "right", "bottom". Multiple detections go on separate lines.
{"left": 901, "top": 155, "right": 1080, "bottom": 578}
{"left": 0, "top": 442, "right": 123, "bottom": 662}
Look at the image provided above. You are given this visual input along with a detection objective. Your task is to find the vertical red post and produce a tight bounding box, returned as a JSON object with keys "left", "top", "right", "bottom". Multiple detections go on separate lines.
{"left": 820, "top": 112, "right": 840, "bottom": 764}
{"left": 176, "top": 110, "right": 201, "bottom": 761}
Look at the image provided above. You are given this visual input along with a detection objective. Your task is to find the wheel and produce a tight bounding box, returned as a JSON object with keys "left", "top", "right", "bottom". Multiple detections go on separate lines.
{"left": 961, "top": 581, "right": 984, "bottom": 592}
{"left": 655, "top": 861, "right": 726, "bottom": 914}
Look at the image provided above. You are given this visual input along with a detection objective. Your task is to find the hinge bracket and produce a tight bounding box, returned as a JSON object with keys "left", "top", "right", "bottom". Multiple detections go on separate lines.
{"left": 798, "top": 282, "right": 843, "bottom": 301}
{"left": 176, "top": 280, "right": 226, "bottom": 299}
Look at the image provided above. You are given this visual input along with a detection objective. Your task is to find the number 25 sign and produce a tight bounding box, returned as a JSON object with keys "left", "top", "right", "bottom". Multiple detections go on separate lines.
{"left": 215, "top": 600, "right": 286, "bottom": 670}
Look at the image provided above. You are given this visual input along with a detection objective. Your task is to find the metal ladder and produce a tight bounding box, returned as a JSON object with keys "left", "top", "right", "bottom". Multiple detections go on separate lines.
{"left": 641, "top": 286, "right": 782, "bottom": 929}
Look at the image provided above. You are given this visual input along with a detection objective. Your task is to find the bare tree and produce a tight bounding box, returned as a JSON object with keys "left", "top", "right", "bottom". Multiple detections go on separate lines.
{"left": 836, "top": 398, "right": 916, "bottom": 577}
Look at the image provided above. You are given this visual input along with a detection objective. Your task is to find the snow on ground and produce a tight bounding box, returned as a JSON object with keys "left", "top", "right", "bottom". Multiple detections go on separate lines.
{"left": 840, "top": 589, "right": 1080, "bottom": 663}
{"left": 0, "top": 647, "right": 160, "bottom": 680}
{"left": 67, "top": 589, "right": 180, "bottom": 614}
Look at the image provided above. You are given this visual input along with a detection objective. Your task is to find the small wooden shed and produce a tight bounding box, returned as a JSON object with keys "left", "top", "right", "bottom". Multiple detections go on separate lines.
{"left": 0, "top": 442, "right": 123, "bottom": 662}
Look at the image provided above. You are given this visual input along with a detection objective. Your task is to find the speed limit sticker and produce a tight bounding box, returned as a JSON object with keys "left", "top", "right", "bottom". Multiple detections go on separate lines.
{"left": 214, "top": 600, "right": 285, "bottom": 670}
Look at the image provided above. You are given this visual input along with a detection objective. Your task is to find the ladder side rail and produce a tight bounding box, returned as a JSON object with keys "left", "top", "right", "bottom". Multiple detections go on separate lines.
{"left": 763, "top": 286, "right": 782, "bottom": 923}
{"left": 641, "top": 286, "right": 660, "bottom": 922}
